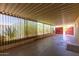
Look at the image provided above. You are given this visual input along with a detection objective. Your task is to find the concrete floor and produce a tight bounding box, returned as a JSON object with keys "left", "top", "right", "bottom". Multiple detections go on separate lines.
{"left": 0, "top": 35, "right": 79, "bottom": 56}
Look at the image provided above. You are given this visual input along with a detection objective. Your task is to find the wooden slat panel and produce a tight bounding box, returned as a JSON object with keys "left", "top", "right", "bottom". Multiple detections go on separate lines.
{"left": 0, "top": 3, "right": 79, "bottom": 25}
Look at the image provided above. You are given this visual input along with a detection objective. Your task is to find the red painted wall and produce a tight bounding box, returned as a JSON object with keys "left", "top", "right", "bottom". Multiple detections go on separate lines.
{"left": 55, "top": 27, "right": 63, "bottom": 34}
{"left": 65, "top": 27, "right": 74, "bottom": 35}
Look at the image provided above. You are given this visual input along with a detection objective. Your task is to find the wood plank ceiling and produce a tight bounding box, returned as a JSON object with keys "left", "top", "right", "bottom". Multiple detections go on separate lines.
{"left": 0, "top": 3, "right": 79, "bottom": 25}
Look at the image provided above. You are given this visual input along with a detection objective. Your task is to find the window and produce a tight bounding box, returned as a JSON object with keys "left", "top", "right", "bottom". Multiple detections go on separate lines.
{"left": 37, "top": 22, "right": 44, "bottom": 35}
{"left": 27, "top": 20, "right": 37, "bottom": 37}
{"left": 44, "top": 24, "right": 50, "bottom": 34}
{"left": 0, "top": 13, "right": 53, "bottom": 46}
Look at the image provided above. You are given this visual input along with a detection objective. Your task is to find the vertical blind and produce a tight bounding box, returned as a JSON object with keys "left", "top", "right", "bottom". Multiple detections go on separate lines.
{"left": 0, "top": 14, "right": 54, "bottom": 46}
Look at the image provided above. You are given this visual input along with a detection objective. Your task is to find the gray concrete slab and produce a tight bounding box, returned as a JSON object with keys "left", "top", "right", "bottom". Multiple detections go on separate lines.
{"left": 0, "top": 35, "right": 79, "bottom": 56}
